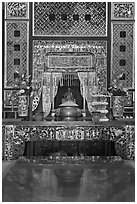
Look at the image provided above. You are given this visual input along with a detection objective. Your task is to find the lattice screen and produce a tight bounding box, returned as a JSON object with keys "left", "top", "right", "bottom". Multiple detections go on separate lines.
{"left": 33, "top": 2, "right": 107, "bottom": 36}
{"left": 111, "top": 22, "right": 134, "bottom": 88}
{"left": 5, "top": 21, "right": 29, "bottom": 88}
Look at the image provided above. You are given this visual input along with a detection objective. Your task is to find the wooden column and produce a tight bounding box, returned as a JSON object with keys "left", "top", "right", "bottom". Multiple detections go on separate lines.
{"left": 28, "top": 2, "right": 33, "bottom": 121}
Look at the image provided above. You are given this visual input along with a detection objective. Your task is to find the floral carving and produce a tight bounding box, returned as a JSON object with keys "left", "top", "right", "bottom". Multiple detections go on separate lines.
{"left": 2, "top": 125, "right": 135, "bottom": 160}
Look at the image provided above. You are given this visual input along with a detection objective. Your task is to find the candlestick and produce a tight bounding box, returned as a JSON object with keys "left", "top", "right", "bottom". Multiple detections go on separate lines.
{"left": 52, "top": 75, "right": 54, "bottom": 111}
{"left": 50, "top": 73, "right": 54, "bottom": 111}
{"left": 83, "top": 79, "right": 86, "bottom": 111}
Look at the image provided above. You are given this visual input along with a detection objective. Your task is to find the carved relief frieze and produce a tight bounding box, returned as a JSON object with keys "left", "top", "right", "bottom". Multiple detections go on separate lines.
{"left": 2, "top": 125, "right": 135, "bottom": 160}
{"left": 111, "top": 2, "right": 135, "bottom": 20}
{"left": 5, "top": 2, "right": 29, "bottom": 19}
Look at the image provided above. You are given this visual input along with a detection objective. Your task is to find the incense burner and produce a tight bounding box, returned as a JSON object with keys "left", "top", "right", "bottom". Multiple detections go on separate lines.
{"left": 55, "top": 101, "right": 82, "bottom": 121}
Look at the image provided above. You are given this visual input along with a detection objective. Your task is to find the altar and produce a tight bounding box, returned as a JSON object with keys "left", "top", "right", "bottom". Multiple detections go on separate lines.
{"left": 2, "top": 39, "right": 135, "bottom": 162}
{"left": 2, "top": 41, "right": 135, "bottom": 161}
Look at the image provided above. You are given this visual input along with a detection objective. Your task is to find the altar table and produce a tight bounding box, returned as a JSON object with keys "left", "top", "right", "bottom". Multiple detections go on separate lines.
{"left": 2, "top": 119, "right": 135, "bottom": 160}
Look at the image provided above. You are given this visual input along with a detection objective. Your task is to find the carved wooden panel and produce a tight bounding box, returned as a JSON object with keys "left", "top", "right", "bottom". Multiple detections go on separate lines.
{"left": 5, "top": 2, "right": 29, "bottom": 19}
{"left": 111, "top": 2, "right": 135, "bottom": 20}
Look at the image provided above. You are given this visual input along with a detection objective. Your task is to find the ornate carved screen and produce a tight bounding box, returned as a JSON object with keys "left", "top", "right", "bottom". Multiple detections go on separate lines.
{"left": 33, "top": 2, "right": 107, "bottom": 36}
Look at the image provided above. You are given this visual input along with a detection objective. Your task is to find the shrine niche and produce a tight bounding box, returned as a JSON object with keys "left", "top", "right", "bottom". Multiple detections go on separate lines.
{"left": 32, "top": 40, "right": 107, "bottom": 120}
{"left": 32, "top": 47, "right": 108, "bottom": 120}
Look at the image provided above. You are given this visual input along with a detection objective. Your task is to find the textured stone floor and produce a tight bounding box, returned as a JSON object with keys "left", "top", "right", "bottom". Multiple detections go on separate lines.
{"left": 2, "top": 158, "right": 135, "bottom": 202}
{"left": 2, "top": 160, "right": 17, "bottom": 178}
{"left": 2, "top": 159, "right": 135, "bottom": 178}
{"left": 124, "top": 160, "right": 135, "bottom": 168}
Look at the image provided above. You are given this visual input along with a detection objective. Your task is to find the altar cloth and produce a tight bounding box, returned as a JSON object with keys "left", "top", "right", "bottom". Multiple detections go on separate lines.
{"left": 2, "top": 156, "right": 135, "bottom": 202}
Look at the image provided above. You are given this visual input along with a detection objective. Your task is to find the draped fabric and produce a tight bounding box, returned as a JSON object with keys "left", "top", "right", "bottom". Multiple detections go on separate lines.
{"left": 78, "top": 72, "right": 96, "bottom": 113}
{"left": 42, "top": 72, "right": 62, "bottom": 117}
{"left": 52, "top": 72, "right": 62, "bottom": 103}
{"left": 33, "top": 70, "right": 95, "bottom": 115}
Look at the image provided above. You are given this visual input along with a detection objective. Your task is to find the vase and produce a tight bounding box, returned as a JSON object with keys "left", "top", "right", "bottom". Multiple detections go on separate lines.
{"left": 18, "top": 95, "right": 28, "bottom": 117}
{"left": 112, "top": 96, "right": 125, "bottom": 119}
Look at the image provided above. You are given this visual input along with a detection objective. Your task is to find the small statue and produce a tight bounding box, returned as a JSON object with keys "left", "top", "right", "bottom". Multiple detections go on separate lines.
{"left": 62, "top": 87, "right": 76, "bottom": 103}
{"left": 56, "top": 87, "right": 81, "bottom": 121}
